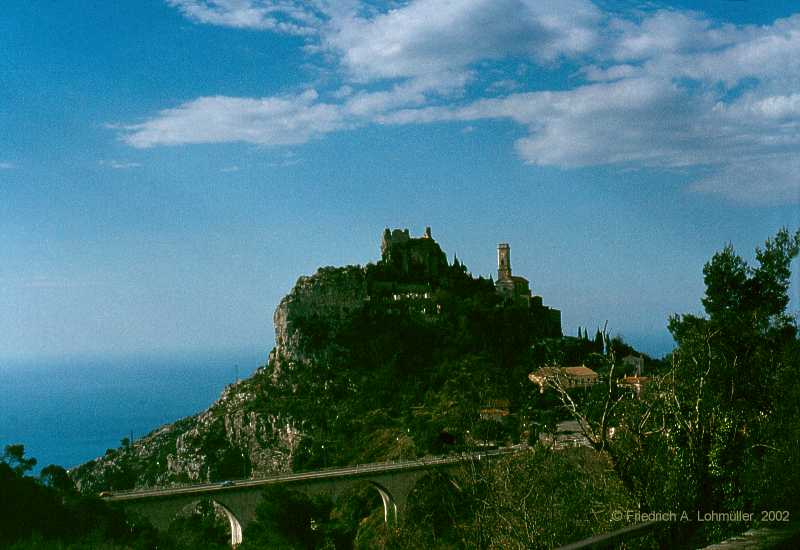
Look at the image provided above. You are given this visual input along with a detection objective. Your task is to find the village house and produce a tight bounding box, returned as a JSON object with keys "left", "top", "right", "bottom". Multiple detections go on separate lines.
{"left": 528, "top": 365, "right": 600, "bottom": 393}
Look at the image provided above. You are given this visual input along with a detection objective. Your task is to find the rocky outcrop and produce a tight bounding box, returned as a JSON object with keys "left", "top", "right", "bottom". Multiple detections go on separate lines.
{"left": 270, "top": 266, "right": 368, "bottom": 381}
{"left": 71, "top": 371, "right": 304, "bottom": 493}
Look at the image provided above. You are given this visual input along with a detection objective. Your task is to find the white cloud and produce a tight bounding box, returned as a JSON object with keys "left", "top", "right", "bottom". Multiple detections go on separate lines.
{"left": 331, "top": 85, "right": 353, "bottom": 99}
{"left": 486, "top": 79, "right": 520, "bottom": 94}
{"left": 342, "top": 71, "right": 471, "bottom": 117}
{"left": 581, "top": 63, "right": 641, "bottom": 82}
{"left": 142, "top": 1, "right": 800, "bottom": 203}
{"left": 166, "top": 0, "right": 323, "bottom": 34}
{"left": 122, "top": 90, "right": 345, "bottom": 148}
{"left": 747, "top": 94, "right": 800, "bottom": 119}
{"left": 323, "top": 0, "right": 602, "bottom": 82}
{"left": 342, "top": 84, "right": 426, "bottom": 118}
{"left": 608, "top": 9, "right": 743, "bottom": 62}
{"left": 377, "top": 77, "right": 710, "bottom": 166}
{"left": 373, "top": 68, "right": 800, "bottom": 201}
{"left": 121, "top": 73, "right": 472, "bottom": 148}
{"left": 690, "top": 156, "right": 800, "bottom": 204}
{"left": 99, "top": 159, "right": 141, "bottom": 169}
{"left": 371, "top": 10, "right": 800, "bottom": 201}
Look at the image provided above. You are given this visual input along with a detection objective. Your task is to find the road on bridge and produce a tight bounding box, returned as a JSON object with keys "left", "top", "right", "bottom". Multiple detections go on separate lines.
{"left": 103, "top": 447, "right": 522, "bottom": 502}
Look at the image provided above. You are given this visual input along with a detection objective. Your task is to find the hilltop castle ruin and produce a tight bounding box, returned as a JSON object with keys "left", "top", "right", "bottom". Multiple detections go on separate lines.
{"left": 380, "top": 226, "right": 447, "bottom": 280}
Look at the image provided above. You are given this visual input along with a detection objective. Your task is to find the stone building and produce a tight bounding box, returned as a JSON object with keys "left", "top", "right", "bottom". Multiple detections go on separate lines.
{"left": 529, "top": 365, "right": 600, "bottom": 393}
{"left": 619, "top": 375, "right": 651, "bottom": 397}
{"left": 495, "top": 243, "right": 532, "bottom": 301}
{"left": 622, "top": 354, "right": 644, "bottom": 376}
{"left": 495, "top": 242, "right": 562, "bottom": 338}
{"left": 376, "top": 229, "right": 562, "bottom": 338}
{"left": 380, "top": 226, "right": 447, "bottom": 280}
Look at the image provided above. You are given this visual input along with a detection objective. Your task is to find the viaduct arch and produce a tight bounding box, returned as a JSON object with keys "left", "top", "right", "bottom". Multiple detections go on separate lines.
{"left": 106, "top": 450, "right": 514, "bottom": 547}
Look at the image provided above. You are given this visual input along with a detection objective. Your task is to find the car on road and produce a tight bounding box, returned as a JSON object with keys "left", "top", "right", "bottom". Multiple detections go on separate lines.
{"left": 221, "top": 480, "right": 235, "bottom": 487}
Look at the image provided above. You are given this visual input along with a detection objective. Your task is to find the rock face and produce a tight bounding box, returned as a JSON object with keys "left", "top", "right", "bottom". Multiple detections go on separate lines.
{"left": 71, "top": 373, "right": 301, "bottom": 493}
{"left": 271, "top": 266, "right": 368, "bottom": 381}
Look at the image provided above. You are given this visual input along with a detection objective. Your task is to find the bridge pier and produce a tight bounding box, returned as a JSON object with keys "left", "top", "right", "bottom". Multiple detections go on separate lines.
{"left": 371, "top": 482, "right": 398, "bottom": 526}
{"left": 217, "top": 503, "right": 243, "bottom": 546}
{"left": 119, "top": 497, "right": 245, "bottom": 546}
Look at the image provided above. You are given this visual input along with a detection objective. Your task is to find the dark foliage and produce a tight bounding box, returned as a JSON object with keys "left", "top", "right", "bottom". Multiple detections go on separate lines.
{"left": 168, "top": 499, "right": 231, "bottom": 549}
{"left": 239, "top": 486, "right": 337, "bottom": 549}
{"left": 594, "top": 228, "right": 800, "bottom": 546}
{"left": 0, "top": 445, "right": 167, "bottom": 548}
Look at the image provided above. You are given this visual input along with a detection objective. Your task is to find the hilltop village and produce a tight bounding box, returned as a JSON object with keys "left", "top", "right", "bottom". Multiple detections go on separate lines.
{"left": 375, "top": 226, "right": 562, "bottom": 340}
{"left": 73, "top": 226, "right": 582, "bottom": 492}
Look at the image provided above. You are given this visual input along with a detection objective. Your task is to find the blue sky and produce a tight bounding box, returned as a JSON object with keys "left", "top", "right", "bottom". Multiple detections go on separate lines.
{"left": 1, "top": 0, "right": 799, "bottom": 361}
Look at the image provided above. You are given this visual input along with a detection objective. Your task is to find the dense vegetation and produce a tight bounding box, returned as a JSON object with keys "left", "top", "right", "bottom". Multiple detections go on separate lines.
{"left": 0, "top": 444, "right": 162, "bottom": 549}
{"left": 228, "top": 228, "right": 800, "bottom": 548}
{"left": 272, "top": 258, "right": 566, "bottom": 472}
{"left": 0, "top": 444, "right": 235, "bottom": 549}
{"left": 606, "top": 228, "right": 800, "bottom": 546}
{"left": 234, "top": 446, "right": 640, "bottom": 550}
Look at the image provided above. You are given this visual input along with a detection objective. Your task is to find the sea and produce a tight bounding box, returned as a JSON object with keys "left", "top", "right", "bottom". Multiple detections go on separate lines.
{"left": 0, "top": 350, "right": 265, "bottom": 472}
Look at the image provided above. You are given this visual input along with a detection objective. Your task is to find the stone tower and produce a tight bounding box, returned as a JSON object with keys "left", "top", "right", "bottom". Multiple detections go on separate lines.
{"left": 493, "top": 241, "right": 562, "bottom": 338}
{"left": 497, "top": 243, "right": 512, "bottom": 281}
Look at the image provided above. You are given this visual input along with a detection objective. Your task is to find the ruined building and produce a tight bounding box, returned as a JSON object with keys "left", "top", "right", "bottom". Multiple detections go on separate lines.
{"left": 380, "top": 226, "right": 448, "bottom": 281}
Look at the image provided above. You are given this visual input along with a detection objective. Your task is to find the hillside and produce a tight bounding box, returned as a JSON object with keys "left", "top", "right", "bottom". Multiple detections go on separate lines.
{"left": 72, "top": 228, "right": 562, "bottom": 493}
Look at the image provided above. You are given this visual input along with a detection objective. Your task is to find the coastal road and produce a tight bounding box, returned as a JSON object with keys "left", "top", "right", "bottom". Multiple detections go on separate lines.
{"left": 103, "top": 447, "right": 520, "bottom": 502}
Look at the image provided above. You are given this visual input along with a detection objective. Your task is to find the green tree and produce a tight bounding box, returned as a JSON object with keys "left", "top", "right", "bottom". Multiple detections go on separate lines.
{"left": 606, "top": 228, "right": 800, "bottom": 545}
{"left": 1, "top": 445, "right": 169, "bottom": 548}
{"left": 39, "top": 465, "right": 75, "bottom": 494}
{"left": 391, "top": 449, "right": 638, "bottom": 550}
{"left": 168, "top": 500, "right": 230, "bottom": 550}
{"left": 240, "top": 486, "right": 332, "bottom": 550}
{"left": 2, "top": 444, "right": 37, "bottom": 475}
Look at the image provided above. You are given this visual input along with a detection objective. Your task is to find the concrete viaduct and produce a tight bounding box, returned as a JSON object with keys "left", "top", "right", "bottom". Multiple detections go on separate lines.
{"left": 104, "top": 449, "right": 517, "bottom": 546}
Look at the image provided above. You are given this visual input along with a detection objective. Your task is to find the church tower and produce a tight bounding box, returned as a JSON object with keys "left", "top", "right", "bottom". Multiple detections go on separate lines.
{"left": 497, "top": 243, "right": 512, "bottom": 281}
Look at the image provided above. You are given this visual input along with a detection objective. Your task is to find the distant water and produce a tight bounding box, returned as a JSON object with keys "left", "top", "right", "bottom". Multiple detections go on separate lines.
{"left": 0, "top": 350, "right": 265, "bottom": 471}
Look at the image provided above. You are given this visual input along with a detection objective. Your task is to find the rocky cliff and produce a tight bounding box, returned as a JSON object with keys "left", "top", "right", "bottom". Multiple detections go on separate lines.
{"left": 270, "top": 266, "right": 368, "bottom": 382}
